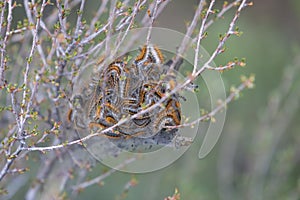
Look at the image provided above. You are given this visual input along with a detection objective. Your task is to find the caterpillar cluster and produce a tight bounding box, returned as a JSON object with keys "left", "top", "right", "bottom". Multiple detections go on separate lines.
{"left": 76, "top": 45, "right": 182, "bottom": 140}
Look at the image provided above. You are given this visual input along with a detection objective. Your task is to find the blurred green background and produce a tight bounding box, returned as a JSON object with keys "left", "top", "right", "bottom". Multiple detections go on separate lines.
{"left": 73, "top": 0, "right": 300, "bottom": 200}
{"left": 7, "top": 0, "right": 300, "bottom": 199}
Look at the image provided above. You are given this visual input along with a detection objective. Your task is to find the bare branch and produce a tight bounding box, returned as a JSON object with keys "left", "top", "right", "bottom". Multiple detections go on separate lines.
{"left": 193, "top": 0, "right": 216, "bottom": 74}
{"left": 166, "top": 75, "right": 255, "bottom": 129}
{"left": 72, "top": 157, "right": 136, "bottom": 191}
{"left": 146, "top": 0, "right": 161, "bottom": 44}
{"left": 0, "top": 0, "right": 13, "bottom": 86}
{"left": 86, "top": 0, "right": 109, "bottom": 35}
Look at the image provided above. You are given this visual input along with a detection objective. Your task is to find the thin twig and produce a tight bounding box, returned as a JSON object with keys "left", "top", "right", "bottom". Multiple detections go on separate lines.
{"left": 105, "top": 0, "right": 117, "bottom": 58}
{"left": 112, "top": 0, "right": 147, "bottom": 57}
{"left": 0, "top": 143, "right": 24, "bottom": 181}
{"left": 166, "top": 78, "right": 251, "bottom": 129}
{"left": 79, "top": 23, "right": 109, "bottom": 45}
{"left": 72, "top": 157, "right": 136, "bottom": 191}
{"left": 0, "top": 0, "right": 47, "bottom": 182}
{"left": 0, "top": 0, "right": 13, "bottom": 86}
{"left": 169, "top": 0, "right": 205, "bottom": 72}
{"left": 56, "top": 0, "right": 70, "bottom": 40}
{"left": 192, "top": 0, "right": 248, "bottom": 77}
{"left": 74, "top": 0, "right": 85, "bottom": 39}
{"left": 0, "top": 1, "right": 7, "bottom": 36}
{"left": 86, "top": 0, "right": 109, "bottom": 35}
{"left": 193, "top": 0, "right": 216, "bottom": 74}
{"left": 21, "top": 0, "right": 47, "bottom": 130}
{"left": 204, "top": 0, "right": 241, "bottom": 31}
{"left": 146, "top": 0, "right": 161, "bottom": 44}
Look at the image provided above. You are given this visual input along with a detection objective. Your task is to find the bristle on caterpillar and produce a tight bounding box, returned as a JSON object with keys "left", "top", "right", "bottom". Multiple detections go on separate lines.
{"left": 134, "top": 45, "right": 164, "bottom": 66}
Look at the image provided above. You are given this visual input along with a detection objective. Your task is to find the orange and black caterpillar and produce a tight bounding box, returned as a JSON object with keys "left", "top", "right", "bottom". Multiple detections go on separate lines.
{"left": 77, "top": 44, "right": 183, "bottom": 139}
